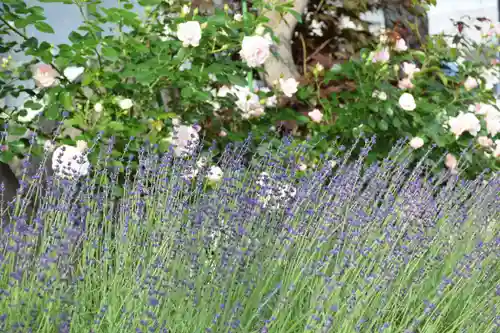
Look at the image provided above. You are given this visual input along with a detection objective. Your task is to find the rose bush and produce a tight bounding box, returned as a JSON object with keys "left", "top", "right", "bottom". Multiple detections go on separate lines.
{"left": 287, "top": 15, "right": 500, "bottom": 177}
{"left": 0, "top": 0, "right": 300, "bottom": 187}
{"left": 0, "top": 0, "right": 498, "bottom": 191}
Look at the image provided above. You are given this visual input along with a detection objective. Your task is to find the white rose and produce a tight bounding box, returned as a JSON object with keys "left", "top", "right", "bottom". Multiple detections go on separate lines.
{"left": 409, "top": 137, "right": 424, "bottom": 149}
{"left": 448, "top": 112, "right": 481, "bottom": 138}
{"left": 239, "top": 35, "right": 271, "bottom": 68}
{"left": 234, "top": 13, "right": 243, "bottom": 22}
{"left": 177, "top": 21, "right": 202, "bottom": 47}
{"left": 265, "top": 95, "right": 277, "bottom": 107}
{"left": 279, "top": 78, "right": 299, "bottom": 97}
{"left": 32, "top": 64, "right": 59, "bottom": 88}
{"left": 63, "top": 66, "right": 84, "bottom": 82}
{"left": 217, "top": 85, "right": 231, "bottom": 97}
{"left": 94, "top": 102, "right": 103, "bottom": 113}
{"left": 398, "top": 93, "right": 416, "bottom": 111}
{"left": 372, "top": 90, "right": 387, "bottom": 101}
{"left": 52, "top": 142, "right": 90, "bottom": 179}
{"left": 169, "top": 124, "right": 200, "bottom": 157}
{"left": 206, "top": 166, "right": 223, "bottom": 182}
{"left": 118, "top": 98, "right": 133, "bottom": 110}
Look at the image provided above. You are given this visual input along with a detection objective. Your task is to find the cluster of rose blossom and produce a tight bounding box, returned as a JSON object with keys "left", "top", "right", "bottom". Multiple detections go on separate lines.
{"left": 367, "top": 28, "right": 500, "bottom": 172}
{"left": 444, "top": 102, "right": 500, "bottom": 158}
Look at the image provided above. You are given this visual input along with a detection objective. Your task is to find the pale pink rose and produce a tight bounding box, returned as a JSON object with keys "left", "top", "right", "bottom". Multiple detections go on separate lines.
{"left": 372, "top": 48, "right": 390, "bottom": 63}
{"left": 402, "top": 62, "right": 420, "bottom": 78}
{"left": 398, "top": 78, "right": 414, "bottom": 90}
{"left": 485, "top": 111, "right": 500, "bottom": 137}
{"left": 32, "top": 64, "right": 59, "bottom": 88}
{"left": 239, "top": 35, "right": 271, "bottom": 68}
{"left": 219, "top": 130, "right": 227, "bottom": 137}
{"left": 448, "top": 112, "right": 481, "bottom": 138}
{"left": 394, "top": 38, "right": 408, "bottom": 52}
{"left": 445, "top": 153, "right": 458, "bottom": 172}
{"left": 308, "top": 108, "right": 323, "bottom": 123}
{"left": 477, "top": 136, "right": 493, "bottom": 147}
{"left": 409, "top": 137, "right": 424, "bottom": 149}
{"left": 232, "top": 85, "right": 265, "bottom": 118}
{"left": 463, "top": 76, "right": 479, "bottom": 91}
{"left": 279, "top": 78, "right": 299, "bottom": 97}
{"left": 177, "top": 21, "right": 202, "bottom": 47}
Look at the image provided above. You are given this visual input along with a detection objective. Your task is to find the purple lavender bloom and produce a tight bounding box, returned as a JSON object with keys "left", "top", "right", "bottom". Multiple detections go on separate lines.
{"left": 0, "top": 133, "right": 497, "bottom": 332}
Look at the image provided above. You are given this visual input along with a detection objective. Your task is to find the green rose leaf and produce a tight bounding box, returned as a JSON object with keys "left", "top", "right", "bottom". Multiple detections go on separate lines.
{"left": 34, "top": 22, "right": 55, "bottom": 34}
{"left": 0, "top": 150, "right": 15, "bottom": 163}
{"left": 102, "top": 47, "right": 119, "bottom": 60}
{"left": 45, "top": 104, "right": 60, "bottom": 120}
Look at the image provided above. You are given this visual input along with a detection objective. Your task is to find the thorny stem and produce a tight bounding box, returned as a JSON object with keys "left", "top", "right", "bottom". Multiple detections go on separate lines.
{"left": 299, "top": 33, "right": 308, "bottom": 76}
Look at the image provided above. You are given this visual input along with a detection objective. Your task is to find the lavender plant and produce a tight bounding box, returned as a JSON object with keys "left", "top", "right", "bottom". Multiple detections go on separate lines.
{"left": 0, "top": 134, "right": 498, "bottom": 333}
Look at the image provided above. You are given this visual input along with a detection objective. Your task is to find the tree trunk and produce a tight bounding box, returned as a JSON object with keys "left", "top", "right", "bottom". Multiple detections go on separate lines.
{"left": 260, "top": 0, "right": 309, "bottom": 86}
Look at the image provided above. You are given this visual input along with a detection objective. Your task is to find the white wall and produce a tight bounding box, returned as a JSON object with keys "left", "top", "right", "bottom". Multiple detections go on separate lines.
{"left": 428, "top": 0, "right": 499, "bottom": 41}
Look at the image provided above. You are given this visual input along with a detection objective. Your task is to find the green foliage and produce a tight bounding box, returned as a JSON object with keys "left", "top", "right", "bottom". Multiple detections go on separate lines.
{"left": 0, "top": 0, "right": 498, "bottom": 180}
